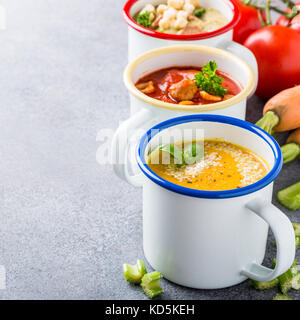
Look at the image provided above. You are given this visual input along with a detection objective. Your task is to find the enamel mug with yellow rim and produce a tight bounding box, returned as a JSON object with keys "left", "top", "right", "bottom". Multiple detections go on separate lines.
{"left": 113, "top": 45, "right": 257, "bottom": 181}
{"left": 123, "top": 44, "right": 256, "bottom": 118}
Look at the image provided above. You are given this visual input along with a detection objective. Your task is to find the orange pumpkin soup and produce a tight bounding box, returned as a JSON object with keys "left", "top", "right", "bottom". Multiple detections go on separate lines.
{"left": 147, "top": 139, "right": 269, "bottom": 191}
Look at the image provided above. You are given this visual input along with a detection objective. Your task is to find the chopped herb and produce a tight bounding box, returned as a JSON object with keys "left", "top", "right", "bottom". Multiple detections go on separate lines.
{"left": 273, "top": 293, "right": 293, "bottom": 300}
{"left": 194, "top": 8, "right": 206, "bottom": 18}
{"left": 137, "top": 12, "right": 152, "bottom": 28}
{"left": 194, "top": 61, "right": 228, "bottom": 97}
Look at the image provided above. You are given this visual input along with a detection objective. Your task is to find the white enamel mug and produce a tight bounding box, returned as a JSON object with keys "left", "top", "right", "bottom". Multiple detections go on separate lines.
{"left": 114, "top": 114, "right": 295, "bottom": 289}
{"left": 113, "top": 45, "right": 257, "bottom": 182}
{"left": 123, "top": 0, "right": 255, "bottom": 64}
{"left": 124, "top": 45, "right": 256, "bottom": 119}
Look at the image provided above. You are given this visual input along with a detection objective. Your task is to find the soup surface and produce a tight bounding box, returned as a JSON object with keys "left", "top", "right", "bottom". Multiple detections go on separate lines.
{"left": 136, "top": 66, "right": 242, "bottom": 105}
{"left": 147, "top": 139, "right": 269, "bottom": 191}
{"left": 134, "top": 0, "right": 228, "bottom": 35}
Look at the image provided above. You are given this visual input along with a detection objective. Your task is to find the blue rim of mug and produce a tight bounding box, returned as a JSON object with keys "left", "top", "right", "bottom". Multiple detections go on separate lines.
{"left": 136, "top": 114, "right": 283, "bottom": 199}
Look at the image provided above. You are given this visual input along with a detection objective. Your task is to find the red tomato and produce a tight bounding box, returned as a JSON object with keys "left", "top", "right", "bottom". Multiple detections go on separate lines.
{"left": 243, "top": 25, "right": 300, "bottom": 100}
{"left": 276, "top": 2, "right": 300, "bottom": 33}
{"left": 233, "top": 0, "right": 265, "bottom": 44}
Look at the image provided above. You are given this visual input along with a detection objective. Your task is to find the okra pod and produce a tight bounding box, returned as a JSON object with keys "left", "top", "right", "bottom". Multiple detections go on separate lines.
{"left": 250, "top": 278, "right": 279, "bottom": 290}
{"left": 277, "top": 181, "right": 300, "bottom": 211}
{"left": 123, "top": 259, "right": 147, "bottom": 284}
{"left": 273, "top": 293, "right": 293, "bottom": 300}
{"left": 279, "top": 273, "right": 294, "bottom": 294}
{"left": 140, "top": 271, "right": 163, "bottom": 299}
{"left": 293, "top": 223, "right": 300, "bottom": 249}
{"left": 281, "top": 143, "right": 300, "bottom": 164}
{"left": 276, "top": 259, "right": 299, "bottom": 294}
{"left": 291, "top": 273, "right": 300, "bottom": 290}
{"left": 293, "top": 223, "right": 300, "bottom": 236}
{"left": 296, "top": 236, "right": 300, "bottom": 249}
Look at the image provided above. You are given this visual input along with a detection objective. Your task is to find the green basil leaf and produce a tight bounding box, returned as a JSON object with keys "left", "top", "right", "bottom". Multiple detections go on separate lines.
{"left": 183, "top": 142, "right": 204, "bottom": 165}
{"left": 150, "top": 143, "right": 183, "bottom": 165}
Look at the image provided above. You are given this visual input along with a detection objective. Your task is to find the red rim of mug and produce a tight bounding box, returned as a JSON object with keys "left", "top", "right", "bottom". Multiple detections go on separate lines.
{"left": 123, "top": 0, "right": 240, "bottom": 41}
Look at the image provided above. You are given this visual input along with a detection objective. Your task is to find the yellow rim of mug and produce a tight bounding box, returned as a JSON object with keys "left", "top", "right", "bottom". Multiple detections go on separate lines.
{"left": 123, "top": 45, "right": 255, "bottom": 112}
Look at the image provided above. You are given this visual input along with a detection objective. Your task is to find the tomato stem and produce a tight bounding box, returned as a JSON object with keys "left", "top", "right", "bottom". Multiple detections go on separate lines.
{"left": 243, "top": 0, "right": 299, "bottom": 21}
{"left": 277, "top": 1, "right": 300, "bottom": 19}
{"left": 270, "top": 6, "right": 293, "bottom": 17}
{"left": 265, "top": 0, "right": 272, "bottom": 25}
{"left": 280, "top": 0, "right": 296, "bottom": 9}
{"left": 286, "top": 5, "right": 300, "bottom": 19}
{"left": 257, "top": 10, "right": 266, "bottom": 27}
{"left": 281, "top": 143, "right": 300, "bottom": 164}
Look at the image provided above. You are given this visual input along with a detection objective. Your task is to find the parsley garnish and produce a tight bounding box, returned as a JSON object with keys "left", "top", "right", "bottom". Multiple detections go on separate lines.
{"left": 194, "top": 8, "right": 206, "bottom": 18}
{"left": 137, "top": 12, "right": 151, "bottom": 28}
{"left": 194, "top": 61, "right": 228, "bottom": 97}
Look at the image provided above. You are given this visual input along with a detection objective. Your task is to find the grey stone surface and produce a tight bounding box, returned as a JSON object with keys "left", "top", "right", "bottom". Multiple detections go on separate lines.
{"left": 0, "top": 0, "right": 298, "bottom": 300}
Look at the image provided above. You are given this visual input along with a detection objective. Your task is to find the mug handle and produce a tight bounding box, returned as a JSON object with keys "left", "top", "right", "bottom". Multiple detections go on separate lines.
{"left": 111, "top": 108, "right": 152, "bottom": 187}
{"left": 217, "top": 40, "right": 258, "bottom": 95}
{"left": 241, "top": 198, "right": 295, "bottom": 282}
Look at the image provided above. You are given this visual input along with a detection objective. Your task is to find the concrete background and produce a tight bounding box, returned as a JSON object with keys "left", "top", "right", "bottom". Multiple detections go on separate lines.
{"left": 0, "top": 0, "right": 298, "bottom": 300}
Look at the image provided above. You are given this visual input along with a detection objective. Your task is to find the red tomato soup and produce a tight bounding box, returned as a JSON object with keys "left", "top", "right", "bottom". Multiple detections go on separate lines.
{"left": 135, "top": 66, "right": 243, "bottom": 105}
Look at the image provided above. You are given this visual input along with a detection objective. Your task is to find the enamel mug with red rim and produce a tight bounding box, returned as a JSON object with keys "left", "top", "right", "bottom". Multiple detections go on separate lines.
{"left": 123, "top": 0, "right": 257, "bottom": 77}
